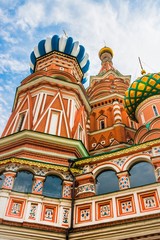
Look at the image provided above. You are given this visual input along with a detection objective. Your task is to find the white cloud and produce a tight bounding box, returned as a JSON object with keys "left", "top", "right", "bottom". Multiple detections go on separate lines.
{"left": 16, "top": 1, "right": 45, "bottom": 31}
{"left": 0, "top": 86, "right": 4, "bottom": 91}
{"left": 0, "top": 93, "right": 8, "bottom": 106}
{"left": 0, "top": 54, "right": 28, "bottom": 73}
{"left": 0, "top": 8, "right": 10, "bottom": 24}
{"left": 14, "top": 0, "right": 160, "bottom": 79}
{"left": 0, "top": 29, "right": 18, "bottom": 44}
{"left": 0, "top": 0, "right": 20, "bottom": 9}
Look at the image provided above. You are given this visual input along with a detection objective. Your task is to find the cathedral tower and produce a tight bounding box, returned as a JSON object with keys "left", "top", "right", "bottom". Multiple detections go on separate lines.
{"left": 2, "top": 35, "right": 91, "bottom": 155}
{"left": 87, "top": 47, "right": 137, "bottom": 154}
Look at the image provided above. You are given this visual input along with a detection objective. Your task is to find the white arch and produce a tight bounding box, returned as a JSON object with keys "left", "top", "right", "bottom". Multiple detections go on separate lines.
{"left": 123, "top": 154, "right": 152, "bottom": 171}
{"left": 16, "top": 166, "right": 36, "bottom": 175}
{"left": 93, "top": 163, "right": 120, "bottom": 178}
{"left": 45, "top": 170, "right": 64, "bottom": 180}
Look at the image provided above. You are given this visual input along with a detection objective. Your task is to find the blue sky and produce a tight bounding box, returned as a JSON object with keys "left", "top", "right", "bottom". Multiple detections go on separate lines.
{"left": 0, "top": 0, "right": 160, "bottom": 134}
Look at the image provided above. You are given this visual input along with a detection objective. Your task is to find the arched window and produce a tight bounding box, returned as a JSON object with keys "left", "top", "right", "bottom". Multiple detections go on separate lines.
{"left": 99, "top": 120, "right": 105, "bottom": 129}
{"left": 13, "top": 170, "right": 33, "bottom": 193}
{"left": 49, "top": 112, "right": 59, "bottom": 134}
{"left": 78, "top": 125, "right": 83, "bottom": 141}
{"left": 0, "top": 172, "right": 5, "bottom": 188}
{"left": 43, "top": 175, "right": 62, "bottom": 198}
{"left": 16, "top": 113, "right": 25, "bottom": 132}
{"left": 96, "top": 170, "right": 119, "bottom": 195}
{"left": 129, "top": 161, "right": 156, "bottom": 188}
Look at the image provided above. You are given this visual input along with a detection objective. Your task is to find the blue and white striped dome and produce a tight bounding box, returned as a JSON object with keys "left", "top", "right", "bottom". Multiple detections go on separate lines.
{"left": 30, "top": 34, "right": 90, "bottom": 84}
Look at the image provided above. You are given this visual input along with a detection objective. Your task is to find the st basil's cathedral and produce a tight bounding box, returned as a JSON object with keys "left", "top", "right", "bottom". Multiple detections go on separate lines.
{"left": 0, "top": 33, "right": 160, "bottom": 240}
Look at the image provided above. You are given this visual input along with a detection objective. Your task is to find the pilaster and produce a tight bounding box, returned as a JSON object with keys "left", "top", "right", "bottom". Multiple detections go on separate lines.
{"left": 2, "top": 172, "right": 16, "bottom": 190}
{"left": 76, "top": 173, "right": 95, "bottom": 198}
{"left": 117, "top": 171, "right": 130, "bottom": 190}
{"left": 32, "top": 176, "right": 45, "bottom": 195}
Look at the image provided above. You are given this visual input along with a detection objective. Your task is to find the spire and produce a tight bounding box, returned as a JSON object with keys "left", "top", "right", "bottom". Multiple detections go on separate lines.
{"left": 138, "top": 57, "right": 146, "bottom": 75}
{"left": 98, "top": 46, "right": 114, "bottom": 75}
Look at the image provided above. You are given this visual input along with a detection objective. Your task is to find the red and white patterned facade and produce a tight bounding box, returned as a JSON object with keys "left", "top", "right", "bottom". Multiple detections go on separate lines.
{"left": 0, "top": 36, "right": 160, "bottom": 240}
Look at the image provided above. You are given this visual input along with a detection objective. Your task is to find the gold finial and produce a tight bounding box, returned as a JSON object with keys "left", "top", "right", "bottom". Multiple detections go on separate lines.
{"left": 138, "top": 57, "right": 146, "bottom": 75}
{"left": 99, "top": 46, "right": 113, "bottom": 58}
{"left": 103, "top": 40, "right": 107, "bottom": 47}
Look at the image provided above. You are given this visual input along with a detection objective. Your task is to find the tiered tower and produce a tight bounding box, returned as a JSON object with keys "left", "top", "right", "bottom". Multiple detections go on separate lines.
{"left": 87, "top": 46, "right": 137, "bottom": 154}
{"left": 1, "top": 35, "right": 91, "bottom": 159}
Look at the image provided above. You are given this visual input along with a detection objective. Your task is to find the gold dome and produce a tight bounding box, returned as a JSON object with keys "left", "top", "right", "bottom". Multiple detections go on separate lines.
{"left": 99, "top": 46, "right": 113, "bottom": 58}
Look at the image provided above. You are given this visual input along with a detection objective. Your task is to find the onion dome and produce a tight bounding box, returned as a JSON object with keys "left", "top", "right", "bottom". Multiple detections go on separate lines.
{"left": 29, "top": 34, "right": 90, "bottom": 84}
{"left": 124, "top": 72, "right": 160, "bottom": 121}
{"left": 99, "top": 46, "right": 113, "bottom": 59}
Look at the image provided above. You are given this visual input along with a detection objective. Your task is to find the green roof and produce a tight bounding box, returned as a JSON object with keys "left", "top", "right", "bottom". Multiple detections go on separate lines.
{"left": 124, "top": 72, "right": 160, "bottom": 121}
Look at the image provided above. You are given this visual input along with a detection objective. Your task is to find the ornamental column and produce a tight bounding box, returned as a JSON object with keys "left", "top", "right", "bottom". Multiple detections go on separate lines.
{"left": 63, "top": 181, "right": 72, "bottom": 199}
{"left": 156, "top": 168, "right": 160, "bottom": 182}
{"left": 113, "top": 101, "right": 122, "bottom": 123}
{"left": 76, "top": 173, "right": 95, "bottom": 198}
{"left": 151, "top": 148, "right": 160, "bottom": 182}
{"left": 117, "top": 171, "right": 130, "bottom": 190}
{"left": 32, "top": 176, "right": 45, "bottom": 195}
{"left": 2, "top": 172, "right": 16, "bottom": 190}
{"left": 153, "top": 166, "right": 160, "bottom": 182}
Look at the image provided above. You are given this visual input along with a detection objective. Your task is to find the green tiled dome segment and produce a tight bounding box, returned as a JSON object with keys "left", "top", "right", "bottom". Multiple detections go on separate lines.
{"left": 124, "top": 73, "right": 160, "bottom": 121}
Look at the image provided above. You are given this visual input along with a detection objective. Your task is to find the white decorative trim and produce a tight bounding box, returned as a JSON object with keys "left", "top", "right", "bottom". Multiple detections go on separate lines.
{"left": 76, "top": 183, "right": 95, "bottom": 195}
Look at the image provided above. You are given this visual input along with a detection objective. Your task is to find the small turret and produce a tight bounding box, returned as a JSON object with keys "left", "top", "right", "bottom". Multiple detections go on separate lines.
{"left": 87, "top": 47, "right": 135, "bottom": 154}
